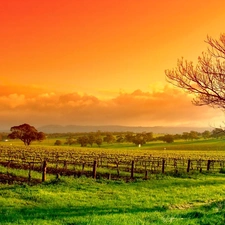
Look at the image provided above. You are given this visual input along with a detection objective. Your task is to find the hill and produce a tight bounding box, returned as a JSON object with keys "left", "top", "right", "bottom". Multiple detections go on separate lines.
{"left": 38, "top": 125, "right": 211, "bottom": 134}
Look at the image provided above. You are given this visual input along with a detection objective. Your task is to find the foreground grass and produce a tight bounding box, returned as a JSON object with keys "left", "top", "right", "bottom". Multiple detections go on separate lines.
{"left": 0, "top": 174, "right": 225, "bottom": 225}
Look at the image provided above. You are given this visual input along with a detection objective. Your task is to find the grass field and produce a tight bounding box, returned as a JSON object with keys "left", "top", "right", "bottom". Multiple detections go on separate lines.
{"left": 3, "top": 136, "right": 225, "bottom": 151}
{"left": 1, "top": 138, "right": 225, "bottom": 224}
{"left": 1, "top": 174, "right": 225, "bottom": 225}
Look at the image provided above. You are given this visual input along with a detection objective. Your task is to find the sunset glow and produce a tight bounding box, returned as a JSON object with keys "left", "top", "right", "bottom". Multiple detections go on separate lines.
{"left": 1, "top": 0, "right": 225, "bottom": 130}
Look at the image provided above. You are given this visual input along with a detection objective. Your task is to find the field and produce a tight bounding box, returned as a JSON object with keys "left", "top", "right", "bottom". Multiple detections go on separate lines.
{"left": 1, "top": 138, "right": 225, "bottom": 224}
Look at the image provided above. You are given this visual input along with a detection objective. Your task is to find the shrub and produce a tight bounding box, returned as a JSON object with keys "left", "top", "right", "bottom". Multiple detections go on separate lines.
{"left": 54, "top": 140, "right": 62, "bottom": 146}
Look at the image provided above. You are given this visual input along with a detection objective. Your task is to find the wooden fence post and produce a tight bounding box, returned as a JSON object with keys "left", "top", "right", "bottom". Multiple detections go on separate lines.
{"left": 207, "top": 160, "right": 211, "bottom": 171}
{"left": 131, "top": 160, "right": 135, "bottom": 179}
{"left": 107, "top": 173, "right": 111, "bottom": 180}
{"left": 116, "top": 163, "right": 120, "bottom": 177}
{"left": 144, "top": 170, "right": 148, "bottom": 180}
{"left": 42, "top": 160, "right": 47, "bottom": 182}
{"left": 187, "top": 159, "right": 191, "bottom": 172}
{"left": 63, "top": 160, "right": 67, "bottom": 169}
{"left": 92, "top": 160, "right": 97, "bottom": 179}
{"left": 162, "top": 159, "right": 165, "bottom": 174}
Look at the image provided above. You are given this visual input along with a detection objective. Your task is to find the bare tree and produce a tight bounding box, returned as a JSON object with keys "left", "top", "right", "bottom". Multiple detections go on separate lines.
{"left": 165, "top": 34, "right": 225, "bottom": 109}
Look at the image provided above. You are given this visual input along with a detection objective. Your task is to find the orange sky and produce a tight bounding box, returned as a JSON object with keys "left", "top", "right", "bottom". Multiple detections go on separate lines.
{"left": 1, "top": 0, "right": 225, "bottom": 130}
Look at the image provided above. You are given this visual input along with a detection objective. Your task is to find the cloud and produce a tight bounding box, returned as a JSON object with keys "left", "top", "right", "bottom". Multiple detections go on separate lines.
{"left": 0, "top": 94, "right": 26, "bottom": 108}
{"left": 0, "top": 84, "right": 223, "bottom": 129}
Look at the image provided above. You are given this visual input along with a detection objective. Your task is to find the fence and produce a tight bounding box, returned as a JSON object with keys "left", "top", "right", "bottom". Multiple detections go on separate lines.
{"left": 1, "top": 157, "right": 225, "bottom": 183}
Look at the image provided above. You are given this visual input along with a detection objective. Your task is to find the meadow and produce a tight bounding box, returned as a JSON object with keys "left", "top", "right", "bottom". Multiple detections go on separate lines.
{"left": 1, "top": 138, "right": 225, "bottom": 224}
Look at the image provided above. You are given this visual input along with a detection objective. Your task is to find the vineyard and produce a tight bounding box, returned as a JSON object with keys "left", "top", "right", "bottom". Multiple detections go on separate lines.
{"left": 1, "top": 144, "right": 225, "bottom": 184}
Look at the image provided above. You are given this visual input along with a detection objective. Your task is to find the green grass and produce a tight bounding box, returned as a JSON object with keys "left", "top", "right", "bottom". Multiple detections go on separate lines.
{"left": 0, "top": 174, "right": 225, "bottom": 224}
{"left": 2, "top": 136, "right": 225, "bottom": 148}
{"left": 3, "top": 136, "right": 225, "bottom": 150}
{"left": 0, "top": 165, "right": 56, "bottom": 182}
{"left": 1, "top": 138, "right": 225, "bottom": 224}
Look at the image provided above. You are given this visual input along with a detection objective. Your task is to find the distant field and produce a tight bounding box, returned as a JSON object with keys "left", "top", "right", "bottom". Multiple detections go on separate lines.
{"left": 3, "top": 136, "right": 225, "bottom": 149}
{"left": 0, "top": 138, "right": 225, "bottom": 155}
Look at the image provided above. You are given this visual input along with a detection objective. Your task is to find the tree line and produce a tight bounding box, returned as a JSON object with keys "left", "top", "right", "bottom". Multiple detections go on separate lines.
{"left": 3, "top": 123, "right": 225, "bottom": 146}
{"left": 53, "top": 128, "right": 225, "bottom": 147}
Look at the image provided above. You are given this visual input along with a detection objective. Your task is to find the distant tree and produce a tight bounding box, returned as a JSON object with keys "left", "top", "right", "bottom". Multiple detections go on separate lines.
{"left": 77, "top": 136, "right": 89, "bottom": 147}
{"left": 124, "top": 132, "right": 134, "bottom": 142}
{"left": 182, "top": 132, "right": 190, "bottom": 141}
{"left": 95, "top": 137, "right": 103, "bottom": 147}
{"left": 37, "top": 132, "right": 46, "bottom": 142}
{"left": 8, "top": 123, "right": 46, "bottom": 146}
{"left": 173, "top": 134, "right": 182, "bottom": 140}
{"left": 65, "top": 136, "right": 76, "bottom": 145}
{"left": 145, "top": 132, "right": 154, "bottom": 142}
{"left": 87, "top": 133, "right": 96, "bottom": 147}
{"left": 211, "top": 128, "right": 225, "bottom": 139}
{"left": 162, "top": 134, "right": 174, "bottom": 143}
{"left": 54, "top": 140, "right": 62, "bottom": 146}
{"left": 132, "top": 134, "right": 146, "bottom": 146}
{"left": 103, "top": 133, "right": 115, "bottom": 144}
{"left": 116, "top": 135, "right": 124, "bottom": 143}
{"left": 189, "top": 131, "right": 200, "bottom": 140}
{"left": 202, "top": 130, "right": 211, "bottom": 139}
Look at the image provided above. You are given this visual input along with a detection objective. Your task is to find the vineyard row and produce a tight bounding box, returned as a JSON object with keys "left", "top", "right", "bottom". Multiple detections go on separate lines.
{"left": 1, "top": 157, "right": 225, "bottom": 183}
